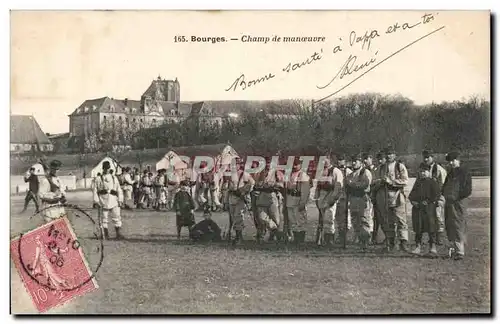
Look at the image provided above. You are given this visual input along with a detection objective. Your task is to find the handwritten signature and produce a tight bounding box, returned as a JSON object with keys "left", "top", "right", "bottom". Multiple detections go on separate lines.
{"left": 224, "top": 13, "right": 442, "bottom": 100}
{"left": 315, "top": 25, "right": 445, "bottom": 103}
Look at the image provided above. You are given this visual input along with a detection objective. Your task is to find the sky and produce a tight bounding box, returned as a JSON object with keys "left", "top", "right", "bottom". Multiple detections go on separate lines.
{"left": 10, "top": 10, "right": 490, "bottom": 134}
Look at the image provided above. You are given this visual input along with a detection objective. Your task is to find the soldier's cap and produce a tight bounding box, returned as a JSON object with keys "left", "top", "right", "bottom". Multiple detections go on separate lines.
{"left": 293, "top": 157, "right": 302, "bottom": 166}
{"left": 180, "top": 180, "right": 190, "bottom": 186}
{"left": 376, "top": 151, "right": 385, "bottom": 159}
{"left": 143, "top": 170, "right": 148, "bottom": 174}
{"left": 337, "top": 153, "right": 347, "bottom": 161}
{"left": 158, "top": 168, "right": 166, "bottom": 173}
{"left": 422, "top": 150, "right": 433, "bottom": 158}
{"left": 419, "top": 162, "right": 431, "bottom": 171}
{"left": 445, "top": 151, "right": 460, "bottom": 161}
{"left": 102, "top": 161, "right": 111, "bottom": 170}
{"left": 123, "top": 166, "right": 130, "bottom": 172}
{"left": 362, "top": 152, "right": 373, "bottom": 160}
{"left": 49, "top": 160, "right": 62, "bottom": 169}
{"left": 384, "top": 146, "right": 396, "bottom": 155}
{"left": 351, "top": 153, "right": 363, "bottom": 162}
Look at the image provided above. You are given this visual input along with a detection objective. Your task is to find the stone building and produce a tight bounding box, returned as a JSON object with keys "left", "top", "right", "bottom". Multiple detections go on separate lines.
{"left": 68, "top": 76, "right": 301, "bottom": 139}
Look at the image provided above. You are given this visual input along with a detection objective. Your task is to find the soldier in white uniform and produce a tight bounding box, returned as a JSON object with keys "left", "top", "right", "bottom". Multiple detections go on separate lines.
{"left": 227, "top": 158, "right": 255, "bottom": 244}
{"left": 285, "top": 158, "right": 311, "bottom": 244}
{"left": 38, "top": 160, "right": 67, "bottom": 223}
{"left": 121, "top": 167, "right": 134, "bottom": 210}
{"left": 166, "top": 168, "right": 181, "bottom": 211}
{"left": 93, "top": 161, "right": 124, "bottom": 240}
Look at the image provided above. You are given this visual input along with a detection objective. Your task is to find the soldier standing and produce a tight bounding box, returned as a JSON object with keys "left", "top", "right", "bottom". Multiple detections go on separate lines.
{"left": 346, "top": 154, "right": 373, "bottom": 251}
{"left": 132, "top": 167, "right": 141, "bottom": 207}
{"left": 442, "top": 152, "right": 472, "bottom": 260}
{"left": 421, "top": 149, "right": 447, "bottom": 245}
{"left": 154, "top": 169, "right": 167, "bottom": 210}
{"left": 166, "top": 168, "right": 181, "bottom": 211}
{"left": 374, "top": 146, "right": 410, "bottom": 252}
{"left": 227, "top": 157, "right": 255, "bottom": 244}
{"left": 93, "top": 161, "right": 124, "bottom": 240}
{"left": 252, "top": 159, "right": 285, "bottom": 242}
{"left": 334, "top": 154, "right": 352, "bottom": 244}
{"left": 121, "top": 167, "right": 134, "bottom": 210}
{"left": 38, "top": 160, "right": 67, "bottom": 223}
{"left": 21, "top": 167, "right": 40, "bottom": 214}
{"left": 314, "top": 157, "right": 343, "bottom": 246}
{"left": 138, "top": 170, "right": 152, "bottom": 209}
{"left": 285, "top": 158, "right": 311, "bottom": 244}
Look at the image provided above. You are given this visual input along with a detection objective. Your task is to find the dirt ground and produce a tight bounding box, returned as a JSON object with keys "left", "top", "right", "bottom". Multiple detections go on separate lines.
{"left": 10, "top": 177, "right": 491, "bottom": 314}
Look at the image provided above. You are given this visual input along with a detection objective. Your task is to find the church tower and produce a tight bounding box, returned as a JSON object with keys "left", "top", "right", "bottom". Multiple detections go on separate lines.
{"left": 140, "top": 76, "right": 180, "bottom": 113}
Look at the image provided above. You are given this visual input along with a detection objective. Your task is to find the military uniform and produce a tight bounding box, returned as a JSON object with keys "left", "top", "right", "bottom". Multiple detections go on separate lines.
{"left": 93, "top": 162, "right": 124, "bottom": 239}
{"left": 253, "top": 168, "right": 285, "bottom": 241}
{"left": 190, "top": 207, "right": 222, "bottom": 242}
{"left": 38, "top": 160, "right": 66, "bottom": 223}
{"left": 345, "top": 155, "right": 373, "bottom": 249}
{"left": 166, "top": 170, "right": 181, "bottom": 210}
{"left": 421, "top": 150, "right": 447, "bottom": 242}
{"left": 121, "top": 168, "right": 134, "bottom": 209}
{"left": 315, "top": 164, "right": 343, "bottom": 245}
{"left": 174, "top": 182, "right": 196, "bottom": 239}
{"left": 139, "top": 172, "right": 153, "bottom": 208}
{"left": 442, "top": 152, "right": 472, "bottom": 259}
{"left": 409, "top": 164, "right": 441, "bottom": 254}
{"left": 285, "top": 163, "right": 311, "bottom": 243}
{"left": 227, "top": 168, "right": 255, "bottom": 243}
{"left": 374, "top": 147, "right": 409, "bottom": 251}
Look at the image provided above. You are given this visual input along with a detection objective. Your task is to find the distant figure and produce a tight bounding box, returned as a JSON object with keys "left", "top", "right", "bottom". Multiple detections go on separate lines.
{"left": 21, "top": 167, "right": 40, "bottom": 214}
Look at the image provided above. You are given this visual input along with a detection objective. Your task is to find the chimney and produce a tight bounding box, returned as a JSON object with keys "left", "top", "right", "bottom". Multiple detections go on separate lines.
{"left": 124, "top": 98, "right": 128, "bottom": 106}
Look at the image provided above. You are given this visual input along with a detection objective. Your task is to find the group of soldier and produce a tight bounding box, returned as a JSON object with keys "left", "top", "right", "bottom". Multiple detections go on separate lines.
{"left": 22, "top": 145, "right": 472, "bottom": 260}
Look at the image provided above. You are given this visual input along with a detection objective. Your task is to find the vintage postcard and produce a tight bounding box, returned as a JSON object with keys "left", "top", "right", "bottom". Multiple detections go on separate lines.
{"left": 10, "top": 10, "right": 490, "bottom": 314}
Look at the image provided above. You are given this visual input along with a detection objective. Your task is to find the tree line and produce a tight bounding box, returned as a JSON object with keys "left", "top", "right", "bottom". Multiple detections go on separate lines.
{"left": 61, "top": 93, "right": 489, "bottom": 157}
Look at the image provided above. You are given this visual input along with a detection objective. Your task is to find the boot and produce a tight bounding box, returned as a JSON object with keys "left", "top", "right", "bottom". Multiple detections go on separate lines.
{"left": 411, "top": 243, "right": 422, "bottom": 254}
{"left": 337, "top": 231, "right": 347, "bottom": 246}
{"left": 268, "top": 229, "right": 277, "bottom": 242}
{"left": 232, "top": 230, "right": 243, "bottom": 245}
{"left": 103, "top": 228, "right": 110, "bottom": 240}
{"left": 429, "top": 243, "right": 437, "bottom": 256}
{"left": 323, "top": 233, "right": 333, "bottom": 246}
{"left": 299, "top": 231, "right": 306, "bottom": 244}
{"left": 115, "top": 227, "right": 124, "bottom": 240}
{"left": 436, "top": 231, "right": 444, "bottom": 246}
{"left": 399, "top": 239, "right": 409, "bottom": 253}
{"left": 384, "top": 237, "right": 396, "bottom": 253}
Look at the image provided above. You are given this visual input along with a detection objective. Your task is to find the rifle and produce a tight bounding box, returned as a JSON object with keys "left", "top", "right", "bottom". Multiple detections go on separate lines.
{"left": 282, "top": 181, "right": 290, "bottom": 244}
{"left": 315, "top": 200, "right": 324, "bottom": 246}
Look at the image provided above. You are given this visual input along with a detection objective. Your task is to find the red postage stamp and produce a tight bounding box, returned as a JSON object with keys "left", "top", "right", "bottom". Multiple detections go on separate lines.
{"left": 10, "top": 217, "right": 99, "bottom": 313}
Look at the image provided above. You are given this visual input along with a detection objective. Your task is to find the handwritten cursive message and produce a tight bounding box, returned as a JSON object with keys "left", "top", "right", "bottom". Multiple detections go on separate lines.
{"left": 224, "top": 13, "right": 443, "bottom": 102}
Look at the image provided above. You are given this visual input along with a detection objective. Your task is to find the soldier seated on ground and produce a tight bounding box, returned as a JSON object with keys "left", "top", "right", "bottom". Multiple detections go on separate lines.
{"left": 189, "top": 206, "right": 222, "bottom": 242}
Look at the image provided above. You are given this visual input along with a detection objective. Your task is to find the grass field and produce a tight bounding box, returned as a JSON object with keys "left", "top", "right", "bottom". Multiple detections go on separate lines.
{"left": 10, "top": 178, "right": 491, "bottom": 314}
